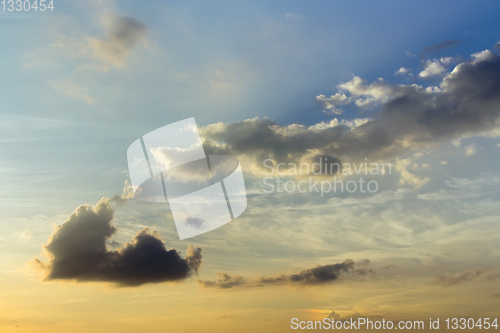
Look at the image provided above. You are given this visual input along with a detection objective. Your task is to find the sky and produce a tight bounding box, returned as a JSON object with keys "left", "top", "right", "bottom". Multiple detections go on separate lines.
{"left": 1, "top": 0, "right": 500, "bottom": 332}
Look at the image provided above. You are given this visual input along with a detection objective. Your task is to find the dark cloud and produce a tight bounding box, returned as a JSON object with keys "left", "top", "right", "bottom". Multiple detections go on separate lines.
{"left": 424, "top": 39, "right": 460, "bottom": 53}
{"left": 33, "top": 198, "right": 202, "bottom": 287}
{"left": 328, "top": 311, "right": 376, "bottom": 320}
{"left": 435, "top": 271, "right": 481, "bottom": 286}
{"left": 199, "top": 272, "right": 247, "bottom": 289}
{"left": 185, "top": 217, "right": 206, "bottom": 229}
{"left": 353, "top": 259, "right": 375, "bottom": 275}
{"left": 327, "top": 311, "right": 386, "bottom": 326}
{"left": 353, "top": 268, "right": 375, "bottom": 275}
{"left": 199, "top": 259, "right": 372, "bottom": 289}
{"left": 201, "top": 46, "right": 500, "bottom": 176}
{"left": 252, "top": 261, "right": 355, "bottom": 287}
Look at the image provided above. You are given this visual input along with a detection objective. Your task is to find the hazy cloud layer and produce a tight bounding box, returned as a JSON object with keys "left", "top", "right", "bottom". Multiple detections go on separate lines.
{"left": 435, "top": 267, "right": 500, "bottom": 287}
{"left": 199, "top": 259, "right": 372, "bottom": 289}
{"left": 424, "top": 39, "right": 460, "bottom": 53}
{"left": 47, "top": 14, "right": 148, "bottom": 104}
{"left": 53, "top": 15, "right": 148, "bottom": 71}
{"left": 33, "top": 198, "right": 202, "bottom": 286}
{"left": 201, "top": 46, "right": 500, "bottom": 177}
{"left": 87, "top": 16, "right": 148, "bottom": 68}
{"left": 327, "top": 311, "right": 384, "bottom": 321}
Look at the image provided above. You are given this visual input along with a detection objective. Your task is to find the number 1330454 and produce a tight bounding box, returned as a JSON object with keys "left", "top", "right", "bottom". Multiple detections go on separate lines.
{"left": 1, "top": 0, "right": 54, "bottom": 12}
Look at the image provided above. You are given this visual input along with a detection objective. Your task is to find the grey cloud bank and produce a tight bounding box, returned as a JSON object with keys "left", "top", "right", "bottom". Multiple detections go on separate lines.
{"left": 200, "top": 45, "right": 500, "bottom": 177}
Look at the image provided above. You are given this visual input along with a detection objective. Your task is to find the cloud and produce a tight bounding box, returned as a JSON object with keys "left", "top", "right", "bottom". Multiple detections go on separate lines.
{"left": 424, "top": 39, "right": 460, "bottom": 53}
{"left": 198, "top": 259, "right": 372, "bottom": 289}
{"left": 327, "top": 311, "right": 380, "bottom": 321}
{"left": 201, "top": 45, "right": 500, "bottom": 182}
{"left": 86, "top": 16, "right": 148, "bottom": 68}
{"left": 395, "top": 67, "right": 412, "bottom": 76}
{"left": 465, "top": 144, "right": 477, "bottom": 156}
{"left": 199, "top": 272, "right": 247, "bottom": 289}
{"left": 46, "top": 15, "right": 148, "bottom": 103}
{"left": 185, "top": 217, "right": 206, "bottom": 229}
{"left": 316, "top": 93, "right": 349, "bottom": 115}
{"left": 109, "top": 180, "right": 135, "bottom": 203}
{"left": 48, "top": 79, "right": 95, "bottom": 104}
{"left": 32, "top": 198, "right": 202, "bottom": 286}
{"left": 285, "top": 13, "right": 304, "bottom": 20}
{"left": 419, "top": 59, "right": 446, "bottom": 78}
{"left": 435, "top": 267, "right": 500, "bottom": 287}
{"left": 395, "top": 158, "right": 430, "bottom": 189}
{"left": 52, "top": 15, "right": 148, "bottom": 72}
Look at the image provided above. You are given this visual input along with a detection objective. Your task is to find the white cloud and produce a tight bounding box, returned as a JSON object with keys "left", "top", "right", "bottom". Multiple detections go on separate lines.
{"left": 419, "top": 60, "right": 446, "bottom": 78}
{"left": 316, "top": 76, "right": 425, "bottom": 113}
{"left": 284, "top": 13, "right": 303, "bottom": 20}
{"left": 316, "top": 93, "right": 349, "bottom": 115}
{"left": 471, "top": 49, "right": 495, "bottom": 64}
{"left": 440, "top": 56, "right": 454, "bottom": 65}
{"left": 395, "top": 158, "right": 430, "bottom": 189}
{"left": 465, "top": 144, "right": 477, "bottom": 156}
{"left": 395, "top": 67, "right": 411, "bottom": 76}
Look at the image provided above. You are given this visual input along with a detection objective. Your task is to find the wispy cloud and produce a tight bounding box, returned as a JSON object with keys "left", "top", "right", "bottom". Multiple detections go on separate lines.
{"left": 285, "top": 13, "right": 304, "bottom": 20}
{"left": 198, "top": 259, "right": 373, "bottom": 289}
{"left": 52, "top": 15, "right": 148, "bottom": 72}
{"left": 86, "top": 16, "right": 148, "bottom": 69}
{"left": 435, "top": 267, "right": 500, "bottom": 287}
{"left": 424, "top": 39, "right": 460, "bottom": 53}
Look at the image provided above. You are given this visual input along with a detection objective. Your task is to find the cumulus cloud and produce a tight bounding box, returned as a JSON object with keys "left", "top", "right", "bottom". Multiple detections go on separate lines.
{"left": 419, "top": 59, "right": 446, "bottom": 78}
{"left": 201, "top": 45, "right": 500, "bottom": 181}
{"left": 198, "top": 259, "right": 372, "bottom": 289}
{"left": 316, "top": 93, "right": 350, "bottom": 115}
{"left": 395, "top": 67, "right": 412, "bottom": 76}
{"left": 32, "top": 198, "right": 202, "bottom": 286}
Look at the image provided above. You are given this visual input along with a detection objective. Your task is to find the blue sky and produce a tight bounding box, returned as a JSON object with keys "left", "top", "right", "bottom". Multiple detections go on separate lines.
{"left": 3, "top": 0, "right": 500, "bottom": 127}
{"left": 2, "top": 1, "right": 499, "bottom": 203}
{"left": 1, "top": 0, "right": 499, "bottom": 250}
